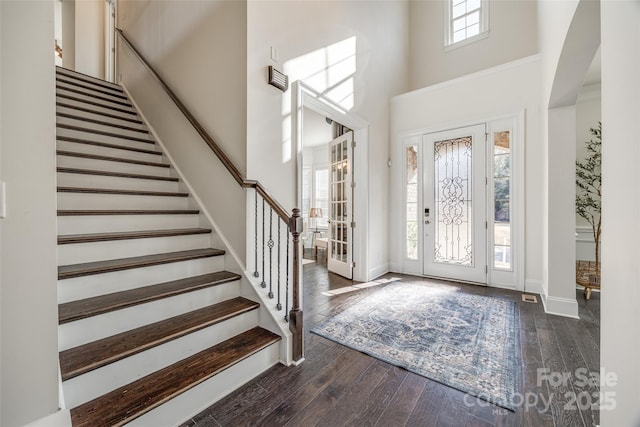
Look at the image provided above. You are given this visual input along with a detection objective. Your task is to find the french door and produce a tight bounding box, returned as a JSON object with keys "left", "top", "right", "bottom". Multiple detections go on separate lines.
{"left": 423, "top": 124, "right": 487, "bottom": 283}
{"left": 327, "top": 131, "right": 353, "bottom": 279}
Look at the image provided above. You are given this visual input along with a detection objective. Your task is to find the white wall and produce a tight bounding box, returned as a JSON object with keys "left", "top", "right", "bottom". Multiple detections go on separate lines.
{"left": 575, "top": 82, "right": 600, "bottom": 261}
{"left": 0, "top": 1, "right": 61, "bottom": 426}
{"left": 247, "top": 0, "right": 409, "bottom": 279}
{"left": 390, "top": 55, "right": 542, "bottom": 291}
{"left": 536, "top": 0, "right": 599, "bottom": 317}
{"left": 75, "top": 0, "right": 105, "bottom": 79}
{"left": 117, "top": 0, "right": 248, "bottom": 263}
{"left": 61, "top": 0, "right": 75, "bottom": 70}
{"left": 409, "top": 0, "right": 538, "bottom": 89}
{"left": 601, "top": 1, "right": 640, "bottom": 425}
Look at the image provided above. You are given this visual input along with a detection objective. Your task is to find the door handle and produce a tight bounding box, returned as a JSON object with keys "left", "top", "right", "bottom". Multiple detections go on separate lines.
{"left": 425, "top": 220, "right": 431, "bottom": 224}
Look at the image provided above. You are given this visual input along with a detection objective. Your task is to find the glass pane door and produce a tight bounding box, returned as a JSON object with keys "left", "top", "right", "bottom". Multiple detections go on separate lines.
{"left": 423, "top": 124, "right": 487, "bottom": 283}
{"left": 328, "top": 131, "right": 353, "bottom": 279}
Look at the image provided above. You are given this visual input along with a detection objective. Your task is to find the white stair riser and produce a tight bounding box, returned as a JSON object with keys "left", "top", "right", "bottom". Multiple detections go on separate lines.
{"left": 62, "top": 309, "right": 258, "bottom": 408}
{"left": 57, "top": 214, "right": 200, "bottom": 234}
{"left": 57, "top": 70, "right": 123, "bottom": 92}
{"left": 128, "top": 343, "right": 280, "bottom": 427}
{"left": 56, "top": 155, "right": 171, "bottom": 177}
{"left": 56, "top": 88, "right": 135, "bottom": 113}
{"left": 57, "top": 116, "right": 154, "bottom": 142}
{"left": 58, "top": 256, "right": 225, "bottom": 303}
{"left": 58, "top": 233, "right": 212, "bottom": 265}
{"left": 57, "top": 105, "right": 148, "bottom": 130}
{"left": 57, "top": 191, "right": 187, "bottom": 210}
{"left": 56, "top": 82, "right": 132, "bottom": 106}
{"left": 59, "top": 280, "right": 242, "bottom": 351}
{"left": 57, "top": 172, "right": 179, "bottom": 193}
{"left": 57, "top": 139, "right": 162, "bottom": 163}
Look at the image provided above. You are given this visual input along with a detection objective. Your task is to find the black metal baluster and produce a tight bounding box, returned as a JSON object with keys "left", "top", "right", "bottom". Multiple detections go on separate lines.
{"left": 268, "top": 209, "right": 274, "bottom": 298}
{"left": 260, "top": 199, "right": 266, "bottom": 288}
{"left": 253, "top": 191, "right": 259, "bottom": 278}
{"left": 276, "top": 219, "right": 282, "bottom": 310}
{"left": 285, "top": 231, "right": 289, "bottom": 322}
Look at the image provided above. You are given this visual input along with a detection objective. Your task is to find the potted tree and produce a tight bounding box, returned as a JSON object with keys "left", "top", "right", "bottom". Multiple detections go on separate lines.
{"left": 575, "top": 122, "right": 601, "bottom": 299}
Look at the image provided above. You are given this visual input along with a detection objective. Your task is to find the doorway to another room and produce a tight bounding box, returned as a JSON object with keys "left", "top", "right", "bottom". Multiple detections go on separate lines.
{"left": 301, "top": 107, "right": 354, "bottom": 280}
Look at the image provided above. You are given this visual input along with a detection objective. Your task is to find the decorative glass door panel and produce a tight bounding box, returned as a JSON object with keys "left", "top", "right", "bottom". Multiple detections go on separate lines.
{"left": 328, "top": 131, "right": 353, "bottom": 279}
{"left": 423, "top": 125, "right": 487, "bottom": 283}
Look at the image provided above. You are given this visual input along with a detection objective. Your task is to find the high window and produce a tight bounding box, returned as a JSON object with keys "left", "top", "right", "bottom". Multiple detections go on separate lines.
{"left": 445, "top": 0, "right": 489, "bottom": 49}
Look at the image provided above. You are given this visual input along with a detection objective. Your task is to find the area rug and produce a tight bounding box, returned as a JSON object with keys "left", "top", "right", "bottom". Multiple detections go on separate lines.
{"left": 311, "top": 282, "right": 520, "bottom": 410}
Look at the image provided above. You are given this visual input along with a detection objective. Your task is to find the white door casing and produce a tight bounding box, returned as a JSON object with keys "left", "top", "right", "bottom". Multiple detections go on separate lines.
{"left": 423, "top": 124, "right": 487, "bottom": 284}
{"left": 327, "top": 131, "right": 353, "bottom": 279}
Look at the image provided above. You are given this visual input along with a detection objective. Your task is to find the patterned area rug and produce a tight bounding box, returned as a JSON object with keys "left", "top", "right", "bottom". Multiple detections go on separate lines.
{"left": 311, "top": 282, "right": 520, "bottom": 410}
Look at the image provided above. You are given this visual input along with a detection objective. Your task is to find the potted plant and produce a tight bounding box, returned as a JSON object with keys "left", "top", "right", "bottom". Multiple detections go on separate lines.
{"left": 575, "top": 122, "right": 601, "bottom": 299}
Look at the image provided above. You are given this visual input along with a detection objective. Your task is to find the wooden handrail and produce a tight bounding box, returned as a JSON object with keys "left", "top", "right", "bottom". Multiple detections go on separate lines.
{"left": 115, "top": 28, "right": 291, "bottom": 224}
{"left": 117, "top": 28, "right": 303, "bottom": 362}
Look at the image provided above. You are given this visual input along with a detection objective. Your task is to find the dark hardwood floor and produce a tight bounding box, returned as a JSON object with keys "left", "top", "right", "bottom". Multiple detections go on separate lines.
{"left": 183, "top": 255, "right": 600, "bottom": 427}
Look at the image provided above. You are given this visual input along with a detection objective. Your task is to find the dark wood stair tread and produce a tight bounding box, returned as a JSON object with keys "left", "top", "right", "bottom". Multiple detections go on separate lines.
{"left": 57, "top": 167, "right": 177, "bottom": 182}
{"left": 56, "top": 67, "right": 124, "bottom": 93}
{"left": 56, "top": 150, "right": 168, "bottom": 168}
{"left": 56, "top": 77, "right": 128, "bottom": 100}
{"left": 59, "top": 271, "right": 241, "bottom": 324}
{"left": 58, "top": 209, "right": 199, "bottom": 216}
{"left": 56, "top": 85, "right": 133, "bottom": 107}
{"left": 57, "top": 135, "right": 161, "bottom": 155}
{"left": 60, "top": 296, "right": 258, "bottom": 381}
{"left": 57, "top": 101, "right": 143, "bottom": 124}
{"left": 57, "top": 93, "right": 138, "bottom": 115}
{"left": 57, "top": 123, "right": 154, "bottom": 144}
{"left": 58, "top": 248, "right": 224, "bottom": 279}
{"left": 57, "top": 187, "right": 187, "bottom": 197}
{"left": 57, "top": 111, "right": 149, "bottom": 134}
{"left": 69, "top": 327, "right": 280, "bottom": 427}
{"left": 59, "top": 228, "right": 211, "bottom": 244}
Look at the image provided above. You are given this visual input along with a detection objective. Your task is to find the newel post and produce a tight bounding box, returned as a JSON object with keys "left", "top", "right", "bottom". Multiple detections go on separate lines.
{"left": 288, "top": 208, "right": 304, "bottom": 363}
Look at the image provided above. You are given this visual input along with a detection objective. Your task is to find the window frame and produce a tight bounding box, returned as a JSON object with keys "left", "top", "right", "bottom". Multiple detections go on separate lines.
{"left": 444, "top": 0, "right": 489, "bottom": 52}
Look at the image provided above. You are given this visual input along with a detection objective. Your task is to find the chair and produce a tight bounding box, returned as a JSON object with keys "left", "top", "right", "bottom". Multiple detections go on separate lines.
{"left": 314, "top": 236, "right": 328, "bottom": 260}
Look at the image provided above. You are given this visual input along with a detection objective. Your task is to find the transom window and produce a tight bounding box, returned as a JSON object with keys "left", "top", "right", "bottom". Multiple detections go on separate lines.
{"left": 445, "top": 0, "right": 489, "bottom": 49}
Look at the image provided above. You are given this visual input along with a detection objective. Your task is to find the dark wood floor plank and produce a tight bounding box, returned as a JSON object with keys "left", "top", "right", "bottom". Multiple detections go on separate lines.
{"left": 189, "top": 264, "right": 600, "bottom": 427}
{"left": 259, "top": 349, "right": 369, "bottom": 426}
{"left": 348, "top": 365, "right": 409, "bottom": 426}
{"left": 60, "top": 297, "right": 258, "bottom": 380}
{"left": 209, "top": 342, "right": 346, "bottom": 426}
{"left": 70, "top": 327, "right": 280, "bottom": 427}
{"left": 374, "top": 373, "right": 427, "bottom": 427}
{"left": 549, "top": 316, "right": 600, "bottom": 426}
{"left": 281, "top": 352, "right": 376, "bottom": 426}
{"left": 312, "top": 361, "right": 389, "bottom": 426}
{"left": 537, "top": 328, "right": 586, "bottom": 427}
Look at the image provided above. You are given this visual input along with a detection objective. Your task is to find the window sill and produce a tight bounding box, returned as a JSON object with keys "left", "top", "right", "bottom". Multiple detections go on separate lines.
{"left": 444, "top": 30, "right": 489, "bottom": 52}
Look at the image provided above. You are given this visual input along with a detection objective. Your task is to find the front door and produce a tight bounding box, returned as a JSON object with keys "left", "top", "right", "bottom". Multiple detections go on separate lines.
{"left": 423, "top": 124, "right": 487, "bottom": 283}
{"left": 327, "top": 131, "right": 353, "bottom": 279}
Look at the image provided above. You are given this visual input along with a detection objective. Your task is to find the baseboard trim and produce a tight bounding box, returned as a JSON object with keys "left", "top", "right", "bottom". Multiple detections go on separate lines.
{"left": 540, "top": 292, "right": 580, "bottom": 319}
{"left": 524, "top": 279, "right": 543, "bottom": 295}
{"left": 369, "top": 263, "right": 389, "bottom": 281}
{"left": 24, "top": 409, "right": 71, "bottom": 427}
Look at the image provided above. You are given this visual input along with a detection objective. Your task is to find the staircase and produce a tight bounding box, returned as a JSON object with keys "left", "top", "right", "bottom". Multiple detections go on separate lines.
{"left": 56, "top": 67, "right": 281, "bottom": 427}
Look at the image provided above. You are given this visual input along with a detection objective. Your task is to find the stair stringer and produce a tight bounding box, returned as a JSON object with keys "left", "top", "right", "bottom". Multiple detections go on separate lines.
{"left": 121, "top": 85, "right": 293, "bottom": 366}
